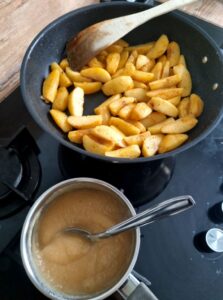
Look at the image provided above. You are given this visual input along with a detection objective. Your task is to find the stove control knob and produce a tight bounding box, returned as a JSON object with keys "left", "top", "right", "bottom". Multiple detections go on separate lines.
{"left": 220, "top": 202, "right": 223, "bottom": 216}
{"left": 205, "top": 228, "right": 223, "bottom": 253}
{"left": 215, "top": 202, "right": 223, "bottom": 220}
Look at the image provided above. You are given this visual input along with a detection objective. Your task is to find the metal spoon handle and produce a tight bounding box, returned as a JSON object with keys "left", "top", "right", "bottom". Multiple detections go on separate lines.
{"left": 96, "top": 195, "right": 195, "bottom": 239}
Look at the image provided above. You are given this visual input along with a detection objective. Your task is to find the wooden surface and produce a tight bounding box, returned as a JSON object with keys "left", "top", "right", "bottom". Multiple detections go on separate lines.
{"left": 0, "top": 0, "right": 222, "bottom": 103}
{"left": 0, "top": 0, "right": 99, "bottom": 103}
{"left": 160, "top": 0, "right": 223, "bottom": 27}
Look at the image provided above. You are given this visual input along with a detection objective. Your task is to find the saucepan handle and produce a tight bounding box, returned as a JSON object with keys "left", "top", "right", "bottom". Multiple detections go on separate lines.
{"left": 128, "top": 283, "right": 158, "bottom": 300}
{"left": 118, "top": 273, "right": 158, "bottom": 300}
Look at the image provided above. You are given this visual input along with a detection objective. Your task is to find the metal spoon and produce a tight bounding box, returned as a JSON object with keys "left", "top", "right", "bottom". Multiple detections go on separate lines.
{"left": 64, "top": 195, "right": 195, "bottom": 242}
{"left": 67, "top": 0, "right": 198, "bottom": 70}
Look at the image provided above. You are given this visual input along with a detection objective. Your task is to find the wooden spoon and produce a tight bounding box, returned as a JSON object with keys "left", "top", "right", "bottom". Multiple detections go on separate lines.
{"left": 67, "top": 0, "right": 198, "bottom": 70}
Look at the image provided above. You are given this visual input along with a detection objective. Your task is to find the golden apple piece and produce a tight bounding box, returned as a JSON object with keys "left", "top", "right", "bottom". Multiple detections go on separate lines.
{"left": 118, "top": 50, "right": 129, "bottom": 69}
{"left": 130, "top": 103, "right": 152, "bottom": 121}
{"left": 50, "top": 109, "right": 72, "bottom": 132}
{"left": 167, "top": 96, "right": 181, "bottom": 106}
{"left": 149, "top": 97, "right": 178, "bottom": 117}
{"left": 159, "top": 134, "right": 189, "bottom": 153}
{"left": 126, "top": 42, "right": 154, "bottom": 54}
{"left": 52, "top": 87, "right": 69, "bottom": 111}
{"left": 147, "top": 88, "right": 183, "bottom": 99}
{"left": 80, "top": 67, "right": 111, "bottom": 82}
{"left": 88, "top": 57, "right": 105, "bottom": 68}
{"left": 124, "top": 131, "right": 151, "bottom": 147}
{"left": 178, "top": 55, "right": 187, "bottom": 67}
{"left": 83, "top": 135, "right": 114, "bottom": 155}
{"left": 65, "top": 67, "right": 92, "bottom": 82}
{"left": 59, "top": 72, "right": 72, "bottom": 88}
{"left": 128, "top": 121, "right": 146, "bottom": 133}
{"left": 151, "top": 62, "right": 163, "bottom": 80}
{"left": 109, "top": 97, "right": 135, "bottom": 116}
{"left": 42, "top": 69, "right": 60, "bottom": 103}
{"left": 106, "top": 53, "right": 121, "bottom": 75}
{"left": 105, "top": 145, "right": 141, "bottom": 158}
{"left": 68, "top": 129, "right": 92, "bottom": 144}
{"left": 161, "top": 116, "right": 198, "bottom": 134}
{"left": 59, "top": 58, "right": 69, "bottom": 70}
{"left": 118, "top": 103, "right": 136, "bottom": 120}
{"left": 161, "top": 61, "right": 170, "bottom": 78}
{"left": 142, "top": 134, "right": 163, "bottom": 157}
{"left": 91, "top": 125, "right": 125, "bottom": 148}
{"left": 94, "top": 94, "right": 121, "bottom": 113}
{"left": 149, "top": 74, "right": 181, "bottom": 90}
{"left": 50, "top": 62, "right": 63, "bottom": 73}
{"left": 167, "top": 42, "right": 181, "bottom": 67}
{"left": 73, "top": 82, "right": 102, "bottom": 94}
{"left": 67, "top": 115, "right": 102, "bottom": 129}
{"left": 133, "top": 81, "right": 148, "bottom": 89}
{"left": 68, "top": 87, "right": 84, "bottom": 117}
{"left": 124, "top": 88, "right": 148, "bottom": 102}
{"left": 173, "top": 64, "right": 192, "bottom": 97}
{"left": 148, "top": 118, "right": 175, "bottom": 134}
{"left": 189, "top": 94, "right": 204, "bottom": 117}
{"left": 136, "top": 54, "right": 149, "bottom": 69}
{"left": 109, "top": 117, "right": 140, "bottom": 136}
{"left": 147, "top": 35, "right": 169, "bottom": 59}
{"left": 131, "top": 70, "right": 154, "bottom": 83}
{"left": 178, "top": 97, "right": 190, "bottom": 118}
{"left": 94, "top": 106, "right": 111, "bottom": 125}
{"left": 140, "top": 112, "right": 167, "bottom": 128}
{"left": 102, "top": 76, "right": 134, "bottom": 96}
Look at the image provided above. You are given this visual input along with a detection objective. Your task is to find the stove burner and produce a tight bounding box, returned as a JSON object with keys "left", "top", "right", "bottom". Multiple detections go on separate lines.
{"left": 0, "top": 127, "right": 41, "bottom": 219}
{"left": 58, "top": 145, "right": 175, "bottom": 206}
{"left": 0, "top": 148, "right": 23, "bottom": 199}
{"left": 193, "top": 231, "right": 223, "bottom": 261}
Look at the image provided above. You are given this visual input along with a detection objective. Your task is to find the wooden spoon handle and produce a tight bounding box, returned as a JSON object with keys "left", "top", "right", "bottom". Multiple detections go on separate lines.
{"left": 118, "top": 0, "right": 198, "bottom": 29}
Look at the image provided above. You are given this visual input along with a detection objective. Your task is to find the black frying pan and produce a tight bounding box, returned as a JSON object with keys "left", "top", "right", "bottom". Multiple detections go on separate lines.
{"left": 20, "top": 2, "right": 223, "bottom": 164}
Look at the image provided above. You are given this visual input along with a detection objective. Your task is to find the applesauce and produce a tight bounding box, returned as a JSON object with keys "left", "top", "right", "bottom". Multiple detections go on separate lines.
{"left": 33, "top": 188, "right": 135, "bottom": 296}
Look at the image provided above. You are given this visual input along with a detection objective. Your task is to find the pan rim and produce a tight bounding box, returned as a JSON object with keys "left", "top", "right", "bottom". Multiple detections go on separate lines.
{"left": 20, "top": 2, "right": 223, "bottom": 164}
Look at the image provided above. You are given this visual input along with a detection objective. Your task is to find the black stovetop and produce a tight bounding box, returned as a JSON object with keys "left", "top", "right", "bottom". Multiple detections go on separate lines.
{"left": 0, "top": 6, "right": 223, "bottom": 300}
